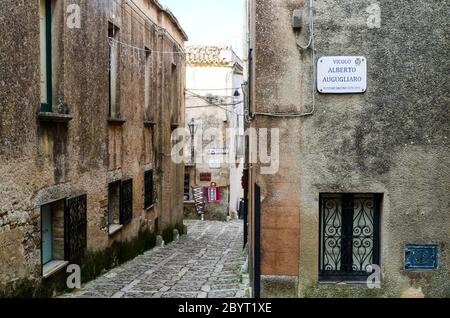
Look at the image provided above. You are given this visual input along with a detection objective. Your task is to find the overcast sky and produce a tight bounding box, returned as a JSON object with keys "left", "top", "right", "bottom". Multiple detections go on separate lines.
{"left": 159, "top": 0, "right": 244, "bottom": 57}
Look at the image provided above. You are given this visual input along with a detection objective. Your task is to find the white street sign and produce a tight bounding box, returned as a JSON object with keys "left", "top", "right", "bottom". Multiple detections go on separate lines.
{"left": 208, "top": 159, "right": 221, "bottom": 169}
{"left": 317, "top": 56, "right": 367, "bottom": 94}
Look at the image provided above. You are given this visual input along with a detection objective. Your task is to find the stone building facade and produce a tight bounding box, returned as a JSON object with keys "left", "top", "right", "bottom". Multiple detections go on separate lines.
{"left": 0, "top": 0, "right": 187, "bottom": 297}
{"left": 244, "top": 0, "right": 449, "bottom": 297}
{"left": 184, "top": 46, "right": 244, "bottom": 221}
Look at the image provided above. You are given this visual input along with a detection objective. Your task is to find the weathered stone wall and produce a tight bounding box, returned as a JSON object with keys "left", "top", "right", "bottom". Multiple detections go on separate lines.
{"left": 0, "top": 0, "right": 186, "bottom": 296}
{"left": 251, "top": 0, "right": 304, "bottom": 288}
{"left": 249, "top": 0, "right": 449, "bottom": 297}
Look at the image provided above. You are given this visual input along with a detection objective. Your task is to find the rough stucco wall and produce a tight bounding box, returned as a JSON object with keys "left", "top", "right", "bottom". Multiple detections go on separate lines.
{"left": 298, "top": 0, "right": 450, "bottom": 298}
{"left": 253, "top": 0, "right": 304, "bottom": 280}
{"left": 252, "top": 0, "right": 449, "bottom": 297}
{"left": 0, "top": 0, "right": 185, "bottom": 290}
{"left": 0, "top": 0, "right": 41, "bottom": 281}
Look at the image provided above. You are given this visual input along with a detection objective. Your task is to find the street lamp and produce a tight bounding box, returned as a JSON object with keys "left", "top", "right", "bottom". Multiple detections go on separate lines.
{"left": 188, "top": 118, "right": 196, "bottom": 164}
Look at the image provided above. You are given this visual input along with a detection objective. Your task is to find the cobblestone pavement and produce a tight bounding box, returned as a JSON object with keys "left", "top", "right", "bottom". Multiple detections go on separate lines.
{"left": 63, "top": 220, "right": 248, "bottom": 298}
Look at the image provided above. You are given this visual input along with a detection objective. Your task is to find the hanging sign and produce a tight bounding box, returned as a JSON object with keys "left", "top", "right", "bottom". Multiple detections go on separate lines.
{"left": 317, "top": 56, "right": 367, "bottom": 94}
{"left": 208, "top": 148, "right": 229, "bottom": 155}
{"left": 206, "top": 182, "right": 221, "bottom": 203}
{"left": 193, "top": 187, "right": 206, "bottom": 215}
{"left": 199, "top": 173, "right": 212, "bottom": 182}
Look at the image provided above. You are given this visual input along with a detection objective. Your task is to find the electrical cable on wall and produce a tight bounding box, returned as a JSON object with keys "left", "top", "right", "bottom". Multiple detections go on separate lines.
{"left": 126, "top": 0, "right": 185, "bottom": 53}
{"left": 186, "top": 87, "right": 243, "bottom": 91}
{"left": 110, "top": 0, "right": 185, "bottom": 55}
{"left": 109, "top": 37, "right": 184, "bottom": 54}
{"left": 249, "top": 0, "right": 316, "bottom": 119}
{"left": 186, "top": 90, "right": 244, "bottom": 117}
{"left": 296, "top": 0, "right": 314, "bottom": 51}
{"left": 186, "top": 102, "right": 244, "bottom": 109}
{"left": 106, "top": 0, "right": 187, "bottom": 81}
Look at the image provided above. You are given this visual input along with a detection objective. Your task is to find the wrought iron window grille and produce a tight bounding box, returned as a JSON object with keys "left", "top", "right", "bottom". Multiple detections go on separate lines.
{"left": 319, "top": 193, "right": 381, "bottom": 282}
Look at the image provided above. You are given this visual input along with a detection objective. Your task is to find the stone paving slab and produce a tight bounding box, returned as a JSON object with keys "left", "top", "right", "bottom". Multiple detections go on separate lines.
{"left": 63, "top": 220, "right": 248, "bottom": 298}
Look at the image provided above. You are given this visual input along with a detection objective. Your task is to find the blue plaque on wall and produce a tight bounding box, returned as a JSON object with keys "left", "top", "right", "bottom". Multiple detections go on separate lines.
{"left": 405, "top": 244, "right": 439, "bottom": 271}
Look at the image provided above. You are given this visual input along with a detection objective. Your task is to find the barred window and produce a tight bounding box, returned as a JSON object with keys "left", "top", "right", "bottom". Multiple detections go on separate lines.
{"left": 319, "top": 193, "right": 381, "bottom": 282}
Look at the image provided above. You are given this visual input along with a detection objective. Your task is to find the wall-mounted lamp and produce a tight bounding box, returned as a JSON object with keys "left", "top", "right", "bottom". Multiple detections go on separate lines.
{"left": 292, "top": 9, "right": 303, "bottom": 30}
{"left": 188, "top": 118, "right": 197, "bottom": 163}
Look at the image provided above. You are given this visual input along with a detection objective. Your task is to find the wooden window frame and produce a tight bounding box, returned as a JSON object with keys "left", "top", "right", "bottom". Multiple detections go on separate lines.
{"left": 40, "top": 0, "right": 52, "bottom": 112}
{"left": 108, "top": 22, "right": 120, "bottom": 119}
{"left": 40, "top": 194, "right": 87, "bottom": 277}
{"left": 108, "top": 179, "right": 133, "bottom": 235}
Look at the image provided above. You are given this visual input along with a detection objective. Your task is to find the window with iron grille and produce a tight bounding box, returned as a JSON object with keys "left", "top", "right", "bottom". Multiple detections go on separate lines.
{"left": 64, "top": 194, "right": 87, "bottom": 261}
{"left": 319, "top": 193, "right": 381, "bottom": 281}
{"left": 144, "top": 170, "right": 154, "bottom": 208}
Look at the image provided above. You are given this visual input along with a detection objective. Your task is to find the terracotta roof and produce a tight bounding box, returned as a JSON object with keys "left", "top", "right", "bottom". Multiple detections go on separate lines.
{"left": 186, "top": 46, "right": 242, "bottom": 67}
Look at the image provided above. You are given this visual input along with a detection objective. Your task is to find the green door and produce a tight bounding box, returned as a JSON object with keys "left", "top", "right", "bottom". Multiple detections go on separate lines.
{"left": 41, "top": 205, "right": 53, "bottom": 265}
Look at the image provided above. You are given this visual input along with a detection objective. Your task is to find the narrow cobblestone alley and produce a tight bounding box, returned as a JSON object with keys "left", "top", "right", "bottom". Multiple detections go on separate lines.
{"left": 63, "top": 220, "right": 248, "bottom": 298}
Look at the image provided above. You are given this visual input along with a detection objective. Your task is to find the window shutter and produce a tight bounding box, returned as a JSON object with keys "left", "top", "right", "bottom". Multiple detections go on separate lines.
{"left": 150, "top": 170, "right": 154, "bottom": 204}
{"left": 64, "top": 194, "right": 87, "bottom": 261}
{"left": 120, "top": 179, "right": 133, "bottom": 224}
{"left": 144, "top": 170, "right": 154, "bottom": 208}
